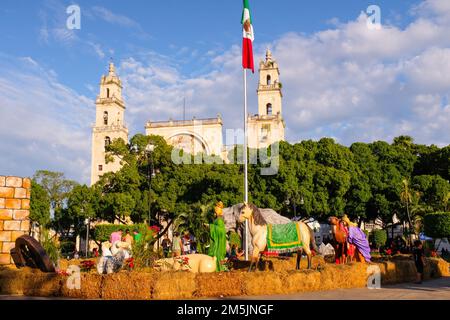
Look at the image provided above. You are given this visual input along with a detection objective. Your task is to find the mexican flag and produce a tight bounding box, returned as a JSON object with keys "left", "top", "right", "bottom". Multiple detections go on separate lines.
{"left": 242, "top": 0, "right": 254, "bottom": 73}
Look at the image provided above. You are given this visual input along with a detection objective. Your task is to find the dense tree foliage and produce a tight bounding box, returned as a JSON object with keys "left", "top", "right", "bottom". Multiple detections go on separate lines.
{"left": 424, "top": 212, "right": 450, "bottom": 239}
{"left": 30, "top": 135, "right": 450, "bottom": 241}
{"left": 29, "top": 181, "right": 51, "bottom": 227}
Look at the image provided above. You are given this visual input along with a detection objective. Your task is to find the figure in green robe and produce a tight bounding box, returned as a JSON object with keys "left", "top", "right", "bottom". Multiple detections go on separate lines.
{"left": 207, "top": 201, "right": 227, "bottom": 271}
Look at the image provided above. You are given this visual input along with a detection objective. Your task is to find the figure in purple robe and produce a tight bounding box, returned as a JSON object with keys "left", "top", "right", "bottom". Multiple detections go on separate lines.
{"left": 347, "top": 227, "right": 371, "bottom": 262}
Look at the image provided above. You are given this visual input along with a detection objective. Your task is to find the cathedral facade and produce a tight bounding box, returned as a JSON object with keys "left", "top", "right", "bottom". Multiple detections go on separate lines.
{"left": 91, "top": 50, "right": 285, "bottom": 185}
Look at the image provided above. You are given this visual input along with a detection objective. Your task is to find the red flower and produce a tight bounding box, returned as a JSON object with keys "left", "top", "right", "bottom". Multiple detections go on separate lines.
{"left": 148, "top": 225, "right": 160, "bottom": 232}
{"left": 57, "top": 270, "right": 70, "bottom": 276}
{"left": 125, "top": 257, "right": 134, "bottom": 269}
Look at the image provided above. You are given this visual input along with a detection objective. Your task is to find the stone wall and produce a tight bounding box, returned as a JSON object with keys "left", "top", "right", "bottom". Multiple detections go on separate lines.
{"left": 0, "top": 176, "right": 31, "bottom": 265}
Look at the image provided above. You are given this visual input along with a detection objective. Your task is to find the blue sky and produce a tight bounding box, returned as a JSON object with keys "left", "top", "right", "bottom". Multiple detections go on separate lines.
{"left": 0, "top": 0, "right": 419, "bottom": 96}
{"left": 1, "top": 0, "right": 450, "bottom": 183}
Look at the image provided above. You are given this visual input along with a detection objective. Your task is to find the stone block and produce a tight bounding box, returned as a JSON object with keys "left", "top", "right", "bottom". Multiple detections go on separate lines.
{"left": 0, "top": 176, "right": 5, "bottom": 187}
{"left": 0, "top": 253, "right": 11, "bottom": 265}
{"left": 20, "top": 220, "right": 30, "bottom": 232}
{"left": 6, "top": 177, "right": 22, "bottom": 188}
{"left": 0, "top": 209, "right": 13, "bottom": 220}
{"left": 11, "top": 231, "right": 25, "bottom": 242}
{"left": 22, "top": 178, "right": 31, "bottom": 189}
{"left": 26, "top": 189, "right": 31, "bottom": 198}
{"left": 0, "top": 187, "right": 14, "bottom": 198}
{"left": 13, "top": 210, "right": 29, "bottom": 220}
{"left": 5, "top": 199, "right": 21, "bottom": 209}
{"left": 0, "top": 231, "right": 12, "bottom": 242}
{"left": 21, "top": 199, "right": 30, "bottom": 210}
{"left": 14, "top": 188, "right": 27, "bottom": 199}
{"left": 0, "top": 198, "right": 4, "bottom": 209}
{"left": 4, "top": 220, "right": 21, "bottom": 231}
{"left": 0, "top": 221, "right": 3, "bottom": 229}
{"left": 1, "top": 242, "right": 15, "bottom": 253}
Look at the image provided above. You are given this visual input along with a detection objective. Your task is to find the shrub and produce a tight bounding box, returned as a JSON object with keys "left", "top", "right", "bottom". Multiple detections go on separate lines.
{"left": 424, "top": 212, "right": 450, "bottom": 239}
{"left": 40, "top": 229, "right": 60, "bottom": 266}
{"left": 371, "top": 230, "right": 387, "bottom": 249}
{"left": 228, "top": 231, "right": 241, "bottom": 248}
{"left": 131, "top": 224, "right": 158, "bottom": 269}
{"left": 93, "top": 223, "right": 149, "bottom": 242}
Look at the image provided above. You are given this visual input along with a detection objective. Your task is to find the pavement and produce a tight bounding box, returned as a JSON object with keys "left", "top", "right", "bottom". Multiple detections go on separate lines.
{"left": 219, "top": 277, "right": 450, "bottom": 300}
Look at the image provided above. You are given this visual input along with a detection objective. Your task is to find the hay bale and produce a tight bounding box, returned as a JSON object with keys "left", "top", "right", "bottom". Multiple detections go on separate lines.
{"left": 258, "top": 255, "right": 325, "bottom": 272}
{"left": 102, "top": 272, "right": 154, "bottom": 300}
{"left": 346, "top": 263, "right": 370, "bottom": 288}
{"left": 242, "top": 272, "right": 284, "bottom": 296}
{"left": 378, "top": 261, "right": 397, "bottom": 285}
{"left": 395, "top": 260, "right": 416, "bottom": 283}
{"left": 435, "top": 258, "right": 449, "bottom": 277}
{"left": 23, "top": 272, "right": 62, "bottom": 297}
{"left": 317, "top": 263, "right": 367, "bottom": 290}
{"left": 152, "top": 271, "right": 196, "bottom": 300}
{"left": 282, "top": 270, "right": 322, "bottom": 293}
{"left": 195, "top": 272, "right": 244, "bottom": 297}
{"left": 0, "top": 269, "right": 26, "bottom": 295}
{"left": 60, "top": 273, "right": 103, "bottom": 299}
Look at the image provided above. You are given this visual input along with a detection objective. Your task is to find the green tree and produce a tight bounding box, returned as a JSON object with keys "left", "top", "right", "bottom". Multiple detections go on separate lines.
{"left": 423, "top": 212, "right": 450, "bottom": 239}
{"left": 371, "top": 229, "right": 388, "bottom": 250}
{"left": 29, "top": 180, "right": 51, "bottom": 227}
{"left": 174, "top": 203, "right": 214, "bottom": 253}
{"left": 33, "top": 170, "right": 78, "bottom": 210}
{"left": 412, "top": 175, "right": 450, "bottom": 212}
{"left": 400, "top": 178, "right": 415, "bottom": 237}
{"left": 53, "top": 185, "right": 98, "bottom": 237}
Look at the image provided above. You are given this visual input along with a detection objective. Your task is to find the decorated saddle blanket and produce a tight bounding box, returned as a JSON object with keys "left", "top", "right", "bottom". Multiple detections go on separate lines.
{"left": 266, "top": 222, "right": 303, "bottom": 253}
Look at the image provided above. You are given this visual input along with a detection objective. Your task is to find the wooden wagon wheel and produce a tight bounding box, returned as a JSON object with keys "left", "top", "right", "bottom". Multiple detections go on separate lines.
{"left": 12, "top": 235, "right": 55, "bottom": 273}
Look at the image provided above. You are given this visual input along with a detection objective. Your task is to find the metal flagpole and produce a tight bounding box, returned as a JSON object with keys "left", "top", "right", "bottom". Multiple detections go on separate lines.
{"left": 243, "top": 68, "right": 249, "bottom": 261}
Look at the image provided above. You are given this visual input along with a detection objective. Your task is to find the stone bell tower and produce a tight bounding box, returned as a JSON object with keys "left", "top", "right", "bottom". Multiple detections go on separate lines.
{"left": 90, "top": 62, "right": 128, "bottom": 185}
{"left": 248, "top": 49, "right": 285, "bottom": 149}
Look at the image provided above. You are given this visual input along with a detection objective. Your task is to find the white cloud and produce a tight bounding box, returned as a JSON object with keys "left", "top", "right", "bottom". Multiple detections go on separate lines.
{"left": 91, "top": 6, "right": 140, "bottom": 29}
{"left": 0, "top": 54, "right": 93, "bottom": 183}
{"left": 116, "top": 0, "right": 450, "bottom": 149}
{"left": 4, "top": 0, "right": 450, "bottom": 183}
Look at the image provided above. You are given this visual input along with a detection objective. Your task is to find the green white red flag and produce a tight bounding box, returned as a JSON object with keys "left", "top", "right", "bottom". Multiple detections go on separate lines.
{"left": 242, "top": 0, "right": 254, "bottom": 73}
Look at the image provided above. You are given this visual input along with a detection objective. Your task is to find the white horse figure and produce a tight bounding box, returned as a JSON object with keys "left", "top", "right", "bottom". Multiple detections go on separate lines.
{"left": 223, "top": 203, "right": 291, "bottom": 256}
{"left": 238, "top": 203, "right": 318, "bottom": 272}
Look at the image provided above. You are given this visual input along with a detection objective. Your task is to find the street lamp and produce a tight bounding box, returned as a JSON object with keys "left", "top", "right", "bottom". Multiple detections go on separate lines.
{"left": 145, "top": 144, "right": 155, "bottom": 224}
{"left": 84, "top": 218, "right": 90, "bottom": 258}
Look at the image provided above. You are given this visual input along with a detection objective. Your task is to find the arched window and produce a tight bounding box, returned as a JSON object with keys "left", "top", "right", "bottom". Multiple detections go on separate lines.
{"left": 105, "top": 136, "right": 111, "bottom": 149}
{"left": 103, "top": 111, "right": 108, "bottom": 125}
{"left": 107, "top": 88, "right": 110, "bottom": 98}
{"left": 266, "top": 103, "right": 273, "bottom": 115}
{"left": 267, "top": 75, "right": 271, "bottom": 85}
